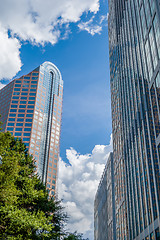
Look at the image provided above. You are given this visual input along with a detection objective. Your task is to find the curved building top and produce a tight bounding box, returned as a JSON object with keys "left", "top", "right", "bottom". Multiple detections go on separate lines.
{"left": 39, "top": 61, "right": 63, "bottom": 86}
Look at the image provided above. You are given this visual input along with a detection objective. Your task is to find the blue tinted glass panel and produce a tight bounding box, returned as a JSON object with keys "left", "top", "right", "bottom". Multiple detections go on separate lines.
{"left": 32, "top": 77, "right": 38, "bottom": 79}
{"left": 18, "top": 114, "right": 24, "bottom": 117}
{"left": 25, "top": 123, "right": 32, "bottom": 127}
{"left": 9, "top": 114, "right": 16, "bottom": 117}
{"left": 28, "top": 101, "right": 34, "bottom": 104}
{"left": 18, "top": 109, "right": 25, "bottom": 112}
{"left": 8, "top": 123, "right": 14, "bottom": 126}
{"left": 26, "top": 119, "right": 32, "bottom": 122}
{"left": 29, "top": 93, "right": 36, "bottom": 96}
{"left": 8, "top": 118, "right": 15, "bottom": 121}
{"left": 15, "top": 84, "right": 21, "bottom": 87}
{"left": 19, "top": 105, "right": 26, "bottom": 108}
{"left": 14, "top": 88, "right": 20, "bottom": 91}
{"left": 10, "top": 109, "right": 17, "bottom": 112}
{"left": 12, "top": 101, "right": 18, "bottom": 103}
{"left": 15, "top": 81, "right": 21, "bottom": 83}
{"left": 32, "top": 72, "right": 38, "bottom": 76}
{"left": 29, "top": 97, "right": 35, "bottom": 100}
{"left": 20, "top": 101, "right": 26, "bottom": 104}
{"left": 15, "top": 128, "right": 22, "bottom": 131}
{"left": 24, "top": 142, "right": 29, "bottom": 146}
{"left": 22, "top": 89, "right": 28, "bottom": 92}
{"left": 16, "top": 123, "right": 23, "bottom": 126}
{"left": 21, "top": 97, "right": 27, "bottom": 100}
{"left": 13, "top": 92, "right": 20, "bottom": 95}
{"left": 23, "top": 138, "right": 30, "bottom": 141}
{"left": 24, "top": 76, "right": 30, "bottom": 79}
{"left": 11, "top": 105, "right": 17, "bottom": 108}
{"left": 7, "top": 127, "right": 14, "bottom": 131}
{"left": 21, "top": 93, "right": 28, "bottom": 95}
{"left": 12, "top": 96, "right": 19, "bottom": 99}
{"left": 22, "top": 85, "right": 29, "bottom": 88}
{"left": 27, "top": 105, "right": 34, "bottom": 108}
{"left": 24, "top": 128, "right": 31, "bottom": 131}
{"left": 31, "top": 85, "right": 36, "bottom": 88}
{"left": 30, "top": 89, "right": 36, "bottom": 92}
{"left": 27, "top": 110, "right": 34, "bottom": 113}
{"left": 15, "top": 132, "right": 22, "bottom": 136}
{"left": 26, "top": 114, "right": 33, "bottom": 117}
{"left": 23, "top": 132, "right": 31, "bottom": 136}
{"left": 17, "top": 118, "right": 24, "bottom": 122}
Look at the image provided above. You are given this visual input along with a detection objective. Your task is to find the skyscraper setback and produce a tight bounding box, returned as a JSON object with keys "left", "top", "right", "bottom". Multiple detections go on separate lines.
{"left": 108, "top": 0, "right": 160, "bottom": 239}
{"left": 0, "top": 61, "right": 63, "bottom": 197}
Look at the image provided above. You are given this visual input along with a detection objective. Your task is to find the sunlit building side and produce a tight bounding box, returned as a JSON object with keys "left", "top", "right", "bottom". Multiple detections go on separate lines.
{"left": 0, "top": 61, "right": 63, "bottom": 197}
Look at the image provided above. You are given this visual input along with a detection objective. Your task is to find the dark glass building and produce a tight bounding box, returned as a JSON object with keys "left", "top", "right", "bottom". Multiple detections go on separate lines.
{"left": 0, "top": 61, "right": 63, "bottom": 197}
{"left": 94, "top": 152, "right": 116, "bottom": 240}
{"left": 108, "top": 0, "right": 160, "bottom": 239}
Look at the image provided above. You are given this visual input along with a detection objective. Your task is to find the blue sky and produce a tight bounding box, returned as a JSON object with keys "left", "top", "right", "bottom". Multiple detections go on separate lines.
{"left": 0, "top": 0, "right": 111, "bottom": 239}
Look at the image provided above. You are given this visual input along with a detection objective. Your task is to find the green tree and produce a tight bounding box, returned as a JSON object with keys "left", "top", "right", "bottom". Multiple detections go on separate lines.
{"left": 0, "top": 130, "right": 66, "bottom": 240}
{"left": 64, "top": 232, "right": 89, "bottom": 240}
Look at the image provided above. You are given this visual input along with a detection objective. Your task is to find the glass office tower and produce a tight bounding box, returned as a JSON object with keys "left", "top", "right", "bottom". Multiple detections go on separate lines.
{"left": 94, "top": 153, "right": 116, "bottom": 240}
{"left": 108, "top": 0, "right": 160, "bottom": 239}
{"left": 0, "top": 61, "right": 63, "bottom": 197}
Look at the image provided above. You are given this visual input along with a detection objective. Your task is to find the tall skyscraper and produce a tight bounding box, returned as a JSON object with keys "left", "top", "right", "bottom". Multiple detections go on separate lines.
{"left": 94, "top": 152, "right": 116, "bottom": 240}
{"left": 108, "top": 0, "right": 160, "bottom": 239}
{"left": 0, "top": 61, "right": 63, "bottom": 197}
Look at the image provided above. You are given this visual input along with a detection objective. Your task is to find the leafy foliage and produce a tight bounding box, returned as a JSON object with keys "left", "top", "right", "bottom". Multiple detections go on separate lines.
{"left": 64, "top": 232, "right": 89, "bottom": 240}
{"left": 0, "top": 131, "right": 66, "bottom": 240}
{"left": 0, "top": 126, "right": 88, "bottom": 240}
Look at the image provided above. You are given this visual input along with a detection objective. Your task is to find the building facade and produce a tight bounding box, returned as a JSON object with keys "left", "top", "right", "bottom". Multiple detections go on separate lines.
{"left": 94, "top": 152, "right": 116, "bottom": 240}
{"left": 108, "top": 0, "right": 160, "bottom": 239}
{"left": 0, "top": 61, "right": 63, "bottom": 196}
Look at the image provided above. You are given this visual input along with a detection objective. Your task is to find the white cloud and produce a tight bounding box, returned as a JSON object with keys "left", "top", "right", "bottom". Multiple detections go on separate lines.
{"left": 0, "top": 82, "right": 6, "bottom": 90}
{"left": 58, "top": 135, "right": 112, "bottom": 240}
{"left": 0, "top": 24, "right": 22, "bottom": 80}
{"left": 78, "top": 14, "right": 108, "bottom": 36}
{"left": 0, "top": 0, "right": 107, "bottom": 80}
{"left": 78, "top": 17, "right": 102, "bottom": 36}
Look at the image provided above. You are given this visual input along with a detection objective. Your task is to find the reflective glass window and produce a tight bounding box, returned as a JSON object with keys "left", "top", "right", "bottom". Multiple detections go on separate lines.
{"left": 25, "top": 123, "right": 32, "bottom": 127}
{"left": 10, "top": 109, "right": 17, "bottom": 112}
{"left": 19, "top": 105, "right": 26, "bottom": 108}
{"left": 9, "top": 114, "right": 16, "bottom": 117}
{"left": 15, "top": 132, "right": 22, "bottom": 136}
{"left": 7, "top": 127, "right": 13, "bottom": 131}
{"left": 8, "top": 123, "right": 14, "bottom": 126}
{"left": 17, "top": 118, "right": 24, "bottom": 122}
{"left": 23, "top": 138, "right": 30, "bottom": 141}
{"left": 18, "top": 114, "right": 24, "bottom": 117}
{"left": 16, "top": 123, "right": 23, "bottom": 126}
{"left": 27, "top": 110, "right": 34, "bottom": 113}
{"left": 23, "top": 132, "right": 31, "bottom": 136}
{"left": 18, "top": 109, "right": 25, "bottom": 112}
{"left": 15, "top": 128, "right": 22, "bottom": 131}
{"left": 11, "top": 105, "right": 17, "bottom": 108}
{"left": 8, "top": 118, "right": 15, "bottom": 121}
{"left": 24, "top": 128, "right": 31, "bottom": 131}
{"left": 21, "top": 97, "right": 27, "bottom": 100}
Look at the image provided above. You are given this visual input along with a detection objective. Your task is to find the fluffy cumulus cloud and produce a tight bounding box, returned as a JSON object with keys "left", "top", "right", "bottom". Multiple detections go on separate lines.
{"left": 0, "top": 0, "right": 109, "bottom": 80}
{"left": 58, "top": 135, "right": 112, "bottom": 240}
{"left": 0, "top": 24, "right": 22, "bottom": 80}
{"left": 78, "top": 14, "right": 108, "bottom": 36}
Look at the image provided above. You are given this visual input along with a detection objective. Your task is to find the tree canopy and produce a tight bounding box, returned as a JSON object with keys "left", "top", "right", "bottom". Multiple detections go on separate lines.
{"left": 0, "top": 130, "right": 87, "bottom": 240}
